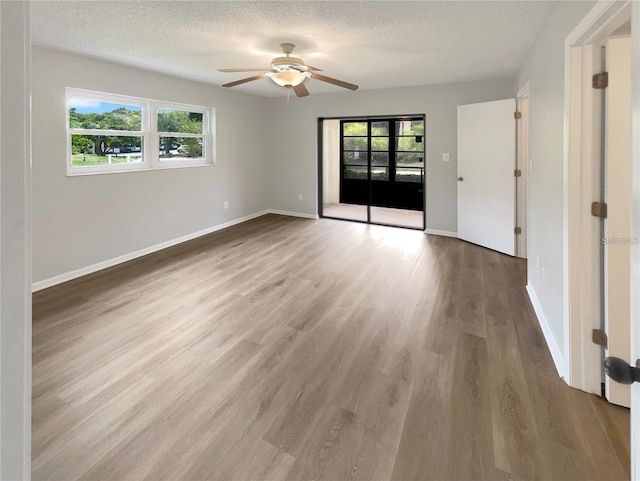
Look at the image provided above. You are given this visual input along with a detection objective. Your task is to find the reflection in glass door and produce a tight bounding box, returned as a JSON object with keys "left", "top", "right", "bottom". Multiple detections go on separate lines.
{"left": 321, "top": 116, "right": 425, "bottom": 230}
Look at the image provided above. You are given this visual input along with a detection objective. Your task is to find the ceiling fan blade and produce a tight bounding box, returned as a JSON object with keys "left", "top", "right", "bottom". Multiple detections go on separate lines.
{"left": 222, "top": 73, "right": 268, "bottom": 88}
{"left": 218, "top": 68, "right": 271, "bottom": 73}
{"left": 304, "top": 65, "right": 323, "bottom": 72}
{"left": 293, "top": 83, "right": 310, "bottom": 98}
{"left": 311, "top": 73, "right": 358, "bottom": 91}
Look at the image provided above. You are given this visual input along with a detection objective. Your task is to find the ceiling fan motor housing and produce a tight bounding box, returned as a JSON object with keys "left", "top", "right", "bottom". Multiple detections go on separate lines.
{"left": 271, "top": 56, "right": 306, "bottom": 71}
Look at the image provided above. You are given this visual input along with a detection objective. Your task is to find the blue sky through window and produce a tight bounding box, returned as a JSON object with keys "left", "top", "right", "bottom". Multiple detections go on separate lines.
{"left": 69, "top": 98, "right": 140, "bottom": 114}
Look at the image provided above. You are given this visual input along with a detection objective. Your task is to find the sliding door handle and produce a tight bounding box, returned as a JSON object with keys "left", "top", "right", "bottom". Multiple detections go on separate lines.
{"left": 604, "top": 357, "right": 640, "bottom": 385}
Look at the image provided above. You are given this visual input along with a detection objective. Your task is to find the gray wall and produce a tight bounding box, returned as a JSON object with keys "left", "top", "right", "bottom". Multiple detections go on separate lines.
{"left": 33, "top": 48, "right": 515, "bottom": 283}
{"left": 515, "top": 1, "right": 596, "bottom": 353}
{"left": 32, "top": 47, "right": 271, "bottom": 284}
{"left": 266, "top": 79, "right": 515, "bottom": 233}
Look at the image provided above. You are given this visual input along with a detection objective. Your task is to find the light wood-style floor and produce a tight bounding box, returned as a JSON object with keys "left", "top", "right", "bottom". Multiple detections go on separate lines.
{"left": 323, "top": 203, "right": 424, "bottom": 229}
{"left": 32, "top": 214, "right": 629, "bottom": 480}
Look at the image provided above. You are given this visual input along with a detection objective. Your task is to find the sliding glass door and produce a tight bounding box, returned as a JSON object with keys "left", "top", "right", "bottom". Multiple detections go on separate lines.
{"left": 327, "top": 116, "right": 424, "bottom": 229}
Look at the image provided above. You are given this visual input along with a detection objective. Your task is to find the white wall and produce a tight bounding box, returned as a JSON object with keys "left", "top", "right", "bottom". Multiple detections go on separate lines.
{"left": 322, "top": 119, "right": 340, "bottom": 205}
{"left": 31, "top": 47, "right": 271, "bottom": 285}
{"left": 516, "top": 1, "right": 596, "bottom": 365}
{"left": 266, "top": 79, "right": 514, "bottom": 233}
{"left": 1, "top": 2, "right": 32, "bottom": 479}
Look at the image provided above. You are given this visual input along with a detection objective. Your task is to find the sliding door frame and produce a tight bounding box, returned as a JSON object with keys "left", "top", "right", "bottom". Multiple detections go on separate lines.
{"left": 318, "top": 114, "right": 427, "bottom": 231}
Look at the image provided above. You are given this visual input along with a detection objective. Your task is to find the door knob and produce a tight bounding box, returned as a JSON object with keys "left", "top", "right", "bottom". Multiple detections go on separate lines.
{"left": 457, "top": 177, "right": 464, "bottom": 181}
{"left": 604, "top": 357, "right": 640, "bottom": 384}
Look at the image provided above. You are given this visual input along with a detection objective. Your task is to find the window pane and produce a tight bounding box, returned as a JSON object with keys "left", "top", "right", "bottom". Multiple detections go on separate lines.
{"left": 371, "top": 167, "right": 389, "bottom": 181}
{"left": 396, "top": 167, "right": 423, "bottom": 183}
{"left": 396, "top": 152, "right": 424, "bottom": 165}
{"left": 344, "top": 165, "right": 368, "bottom": 179}
{"left": 372, "top": 152, "right": 389, "bottom": 167}
{"left": 159, "top": 137, "right": 204, "bottom": 159}
{"left": 371, "top": 137, "right": 389, "bottom": 151}
{"left": 68, "top": 100, "right": 142, "bottom": 131}
{"left": 344, "top": 166, "right": 389, "bottom": 180}
{"left": 371, "top": 122, "right": 389, "bottom": 136}
{"left": 396, "top": 136, "right": 423, "bottom": 152}
{"left": 343, "top": 137, "right": 367, "bottom": 151}
{"left": 71, "top": 134, "right": 143, "bottom": 165}
{"left": 157, "top": 109, "right": 204, "bottom": 134}
{"left": 343, "top": 122, "right": 367, "bottom": 136}
{"left": 343, "top": 151, "right": 367, "bottom": 166}
{"left": 396, "top": 120, "right": 424, "bottom": 136}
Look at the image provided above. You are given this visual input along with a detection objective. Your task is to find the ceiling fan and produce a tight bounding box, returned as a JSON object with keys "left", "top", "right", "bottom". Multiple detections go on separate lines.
{"left": 218, "top": 43, "right": 359, "bottom": 97}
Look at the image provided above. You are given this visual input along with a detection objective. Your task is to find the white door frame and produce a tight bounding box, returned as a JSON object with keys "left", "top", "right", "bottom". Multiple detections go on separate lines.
{"left": 516, "top": 83, "right": 529, "bottom": 259}
{"left": 0, "top": 1, "right": 32, "bottom": 479}
{"left": 563, "top": 0, "right": 631, "bottom": 392}
{"left": 629, "top": 2, "right": 640, "bottom": 478}
{"left": 564, "top": 0, "right": 640, "bottom": 469}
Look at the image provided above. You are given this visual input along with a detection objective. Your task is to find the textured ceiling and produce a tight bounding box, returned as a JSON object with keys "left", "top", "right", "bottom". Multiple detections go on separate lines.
{"left": 31, "top": 1, "right": 559, "bottom": 97}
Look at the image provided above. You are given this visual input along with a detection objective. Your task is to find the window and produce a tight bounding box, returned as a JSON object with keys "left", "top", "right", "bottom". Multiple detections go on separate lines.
{"left": 340, "top": 118, "right": 424, "bottom": 184}
{"left": 157, "top": 106, "right": 206, "bottom": 162}
{"left": 67, "top": 88, "right": 215, "bottom": 175}
{"left": 394, "top": 119, "right": 424, "bottom": 183}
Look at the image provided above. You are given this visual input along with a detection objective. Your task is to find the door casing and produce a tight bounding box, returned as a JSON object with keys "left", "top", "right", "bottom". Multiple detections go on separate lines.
{"left": 563, "top": 0, "right": 640, "bottom": 475}
{"left": 563, "top": 0, "right": 632, "bottom": 392}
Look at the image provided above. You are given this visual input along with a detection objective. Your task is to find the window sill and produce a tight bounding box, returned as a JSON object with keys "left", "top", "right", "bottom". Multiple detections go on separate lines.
{"left": 66, "top": 162, "right": 215, "bottom": 177}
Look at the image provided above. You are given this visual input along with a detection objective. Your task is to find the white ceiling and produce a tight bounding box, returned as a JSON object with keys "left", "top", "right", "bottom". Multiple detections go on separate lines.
{"left": 31, "top": 1, "right": 559, "bottom": 97}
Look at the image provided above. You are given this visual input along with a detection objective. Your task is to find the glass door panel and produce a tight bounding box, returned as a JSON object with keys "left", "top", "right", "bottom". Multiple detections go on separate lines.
{"left": 324, "top": 116, "right": 425, "bottom": 230}
{"left": 332, "top": 120, "right": 370, "bottom": 221}
{"left": 370, "top": 119, "right": 392, "bottom": 225}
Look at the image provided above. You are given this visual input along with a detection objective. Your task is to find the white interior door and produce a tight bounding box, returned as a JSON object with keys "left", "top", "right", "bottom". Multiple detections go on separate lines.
{"left": 604, "top": 35, "right": 632, "bottom": 408}
{"left": 457, "top": 99, "right": 516, "bottom": 256}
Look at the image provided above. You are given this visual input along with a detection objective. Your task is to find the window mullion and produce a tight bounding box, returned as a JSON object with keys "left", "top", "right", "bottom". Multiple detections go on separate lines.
{"left": 148, "top": 101, "right": 158, "bottom": 168}
{"left": 69, "top": 128, "right": 142, "bottom": 136}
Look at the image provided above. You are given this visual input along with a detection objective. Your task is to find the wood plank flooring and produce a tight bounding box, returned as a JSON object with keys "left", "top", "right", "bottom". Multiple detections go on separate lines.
{"left": 32, "top": 214, "right": 629, "bottom": 480}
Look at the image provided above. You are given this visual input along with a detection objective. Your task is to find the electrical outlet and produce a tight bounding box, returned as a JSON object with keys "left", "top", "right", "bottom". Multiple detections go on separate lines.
{"left": 442, "top": 153, "right": 450, "bottom": 162}
{"left": 224, "top": 200, "right": 229, "bottom": 209}
{"left": 298, "top": 194, "right": 303, "bottom": 201}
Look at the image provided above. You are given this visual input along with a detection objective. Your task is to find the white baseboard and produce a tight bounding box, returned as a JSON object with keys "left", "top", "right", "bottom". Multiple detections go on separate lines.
{"left": 268, "top": 209, "right": 319, "bottom": 220}
{"left": 424, "top": 228, "right": 458, "bottom": 238}
{"left": 32, "top": 210, "right": 271, "bottom": 292}
{"left": 526, "top": 284, "right": 567, "bottom": 379}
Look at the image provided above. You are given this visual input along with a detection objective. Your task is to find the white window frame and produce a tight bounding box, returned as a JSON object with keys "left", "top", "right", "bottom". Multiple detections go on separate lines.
{"left": 66, "top": 88, "right": 215, "bottom": 176}
{"left": 153, "top": 101, "right": 213, "bottom": 169}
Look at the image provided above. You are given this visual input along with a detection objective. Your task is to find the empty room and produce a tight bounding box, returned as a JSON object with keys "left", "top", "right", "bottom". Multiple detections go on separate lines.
{"left": 1, "top": 0, "right": 640, "bottom": 480}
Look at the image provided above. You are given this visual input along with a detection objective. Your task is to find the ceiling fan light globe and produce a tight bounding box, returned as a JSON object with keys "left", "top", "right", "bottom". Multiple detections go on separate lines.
{"left": 271, "top": 70, "right": 305, "bottom": 87}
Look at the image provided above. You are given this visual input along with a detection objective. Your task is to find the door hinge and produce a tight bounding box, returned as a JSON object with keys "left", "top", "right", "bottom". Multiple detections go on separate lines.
{"left": 514, "top": 111, "right": 522, "bottom": 120}
{"left": 514, "top": 169, "right": 522, "bottom": 177}
{"left": 592, "top": 328, "right": 608, "bottom": 348}
{"left": 514, "top": 227, "right": 522, "bottom": 235}
{"left": 591, "top": 201, "right": 608, "bottom": 219}
{"left": 593, "top": 72, "right": 609, "bottom": 89}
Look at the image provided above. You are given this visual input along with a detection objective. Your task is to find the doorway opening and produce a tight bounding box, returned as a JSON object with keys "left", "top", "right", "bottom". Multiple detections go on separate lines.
{"left": 563, "top": 1, "right": 634, "bottom": 472}
{"left": 564, "top": 0, "right": 632, "bottom": 403}
{"left": 318, "top": 115, "right": 426, "bottom": 230}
